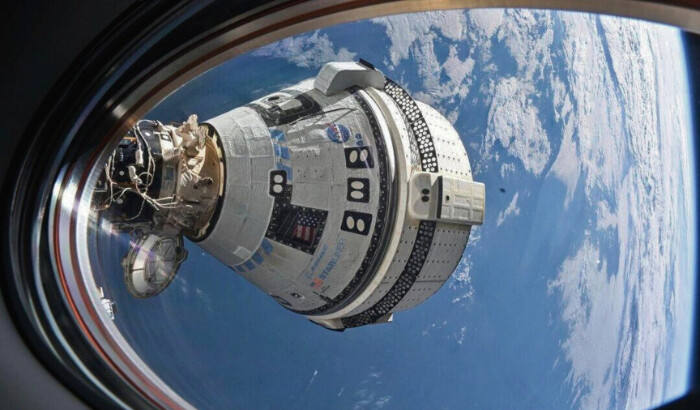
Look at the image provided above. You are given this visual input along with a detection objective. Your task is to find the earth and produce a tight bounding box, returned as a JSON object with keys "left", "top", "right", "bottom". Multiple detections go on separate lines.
{"left": 98, "top": 9, "right": 696, "bottom": 409}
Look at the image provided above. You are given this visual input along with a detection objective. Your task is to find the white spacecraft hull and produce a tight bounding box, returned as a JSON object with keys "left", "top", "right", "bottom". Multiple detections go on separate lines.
{"left": 101, "top": 61, "right": 484, "bottom": 329}
{"left": 192, "top": 62, "right": 485, "bottom": 329}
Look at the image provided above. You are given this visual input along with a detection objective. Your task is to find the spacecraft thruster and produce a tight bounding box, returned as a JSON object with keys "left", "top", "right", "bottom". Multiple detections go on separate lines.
{"left": 93, "top": 61, "right": 485, "bottom": 330}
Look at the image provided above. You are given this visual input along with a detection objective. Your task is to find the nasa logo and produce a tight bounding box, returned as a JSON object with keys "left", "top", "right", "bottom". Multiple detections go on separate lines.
{"left": 325, "top": 123, "right": 350, "bottom": 143}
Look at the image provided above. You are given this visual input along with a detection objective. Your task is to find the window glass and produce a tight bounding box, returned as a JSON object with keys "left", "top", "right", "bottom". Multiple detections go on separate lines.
{"left": 87, "top": 9, "right": 696, "bottom": 409}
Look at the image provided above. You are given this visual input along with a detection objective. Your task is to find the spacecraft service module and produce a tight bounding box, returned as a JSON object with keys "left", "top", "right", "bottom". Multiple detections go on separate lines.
{"left": 93, "top": 61, "right": 485, "bottom": 331}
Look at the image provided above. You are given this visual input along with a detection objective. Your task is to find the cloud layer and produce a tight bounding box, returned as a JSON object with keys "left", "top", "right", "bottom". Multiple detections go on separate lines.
{"left": 253, "top": 31, "right": 356, "bottom": 68}
{"left": 547, "top": 15, "right": 694, "bottom": 409}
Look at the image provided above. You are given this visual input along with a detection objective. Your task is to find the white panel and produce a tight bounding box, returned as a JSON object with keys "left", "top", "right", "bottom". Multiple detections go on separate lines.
{"left": 407, "top": 172, "right": 437, "bottom": 220}
{"left": 439, "top": 177, "right": 485, "bottom": 225}
{"left": 345, "top": 223, "right": 419, "bottom": 315}
{"left": 197, "top": 107, "right": 275, "bottom": 267}
{"left": 314, "top": 62, "right": 385, "bottom": 96}
{"left": 192, "top": 70, "right": 485, "bottom": 319}
{"left": 418, "top": 226, "right": 469, "bottom": 279}
{"left": 237, "top": 80, "right": 390, "bottom": 309}
{"left": 339, "top": 94, "right": 482, "bottom": 322}
{"left": 391, "top": 283, "right": 443, "bottom": 311}
{"left": 416, "top": 101, "right": 472, "bottom": 179}
{"left": 375, "top": 92, "right": 420, "bottom": 170}
{"left": 407, "top": 172, "right": 484, "bottom": 226}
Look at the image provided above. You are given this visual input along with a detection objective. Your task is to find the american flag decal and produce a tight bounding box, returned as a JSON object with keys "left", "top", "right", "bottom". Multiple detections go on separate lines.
{"left": 293, "top": 224, "right": 315, "bottom": 243}
{"left": 292, "top": 213, "right": 320, "bottom": 244}
{"left": 268, "top": 204, "right": 327, "bottom": 254}
{"left": 310, "top": 278, "right": 323, "bottom": 289}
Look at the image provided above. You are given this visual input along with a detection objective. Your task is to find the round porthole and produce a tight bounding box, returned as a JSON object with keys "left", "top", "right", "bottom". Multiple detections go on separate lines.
{"left": 1, "top": 1, "right": 699, "bottom": 409}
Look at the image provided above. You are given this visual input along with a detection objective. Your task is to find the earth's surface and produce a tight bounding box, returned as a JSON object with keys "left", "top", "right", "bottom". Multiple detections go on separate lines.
{"left": 97, "top": 9, "right": 696, "bottom": 409}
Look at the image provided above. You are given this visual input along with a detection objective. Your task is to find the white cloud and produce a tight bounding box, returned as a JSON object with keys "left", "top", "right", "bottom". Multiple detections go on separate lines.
{"left": 468, "top": 10, "right": 557, "bottom": 177}
{"left": 306, "top": 369, "right": 318, "bottom": 391}
{"left": 549, "top": 16, "right": 694, "bottom": 409}
{"left": 595, "top": 200, "right": 617, "bottom": 230}
{"left": 468, "top": 226, "right": 481, "bottom": 246}
{"left": 548, "top": 240, "right": 623, "bottom": 410}
{"left": 499, "top": 162, "right": 516, "bottom": 179}
{"left": 410, "top": 38, "right": 473, "bottom": 113}
{"left": 374, "top": 396, "right": 392, "bottom": 408}
{"left": 193, "top": 287, "right": 214, "bottom": 312}
{"left": 372, "top": 11, "right": 474, "bottom": 122}
{"left": 369, "top": 9, "right": 693, "bottom": 410}
{"left": 546, "top": 13, "right": 627, "bottom": 206}
{"left": 497, "top": 10, "right": 554, "bottom": 80}
{"left": 456, "top": 326, "right": 467, "bottom": 345}
{"left": 253, "top": 31, "right": 356, "bottom": 68}
{"left": 372, "top": 11, "right": 466, "bottom": 67}
{"left": 449, "top": 257, "right": 474, "bottom": 305}
{"left": 444, "top": 45, "right": 475, "bottom": 86}
{"left": 353, "top": 371, "right": 392, "bottom": 410}
{"left": 497, "top": 192, "right": 520, "bottom": 227}
{"left": 484, "top": 77, "right": 551, "bottom": 176}
{"left": 467, "top": 8, "right": 504, "bottom": 39}
{"left": 422, "top": 320, "right": 448, "bottom": 336}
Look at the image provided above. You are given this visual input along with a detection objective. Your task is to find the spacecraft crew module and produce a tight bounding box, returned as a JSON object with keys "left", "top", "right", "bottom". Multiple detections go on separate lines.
{"left": 93, "top": 61, "right": 485, "bottom": 330}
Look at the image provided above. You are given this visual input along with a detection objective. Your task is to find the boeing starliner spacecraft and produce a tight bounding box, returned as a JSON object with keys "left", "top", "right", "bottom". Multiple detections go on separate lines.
{"left": 93, "top": 61, "right": 485, "bottom": 330}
